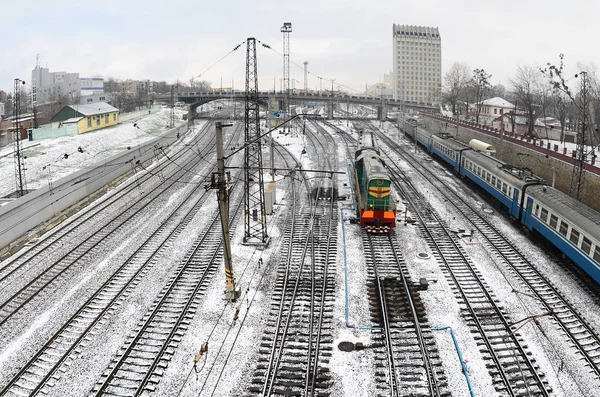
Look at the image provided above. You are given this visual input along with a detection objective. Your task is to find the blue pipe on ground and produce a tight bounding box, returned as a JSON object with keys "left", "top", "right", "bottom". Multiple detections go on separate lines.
{"left": 432, "top": 326, "right": 476, "bottom": 397}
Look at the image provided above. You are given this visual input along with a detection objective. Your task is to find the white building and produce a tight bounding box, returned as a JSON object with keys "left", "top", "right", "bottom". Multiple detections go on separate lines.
{"left": 392, "top": 24, "right": 442, "bottom": 104}
{"left": 31, "top": 66, "right": 104, "bottom": 106}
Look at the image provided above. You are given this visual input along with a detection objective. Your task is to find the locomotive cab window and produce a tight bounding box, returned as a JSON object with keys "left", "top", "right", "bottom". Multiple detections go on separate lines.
{"left": 549, "top": 214, "right": 558, "bottom": 229}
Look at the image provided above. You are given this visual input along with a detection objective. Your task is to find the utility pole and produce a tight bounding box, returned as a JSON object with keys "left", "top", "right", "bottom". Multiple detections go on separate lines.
{"left": 215, "top": 121, "right": 240, "bottom": 301}
{"left": 281, "top": 22, "right": 292, "bottom": 132}
{"left": 244, "top": 38, "right": 268, "bottom": 244}
{"left": 319, "top": 76, "right": 322, "bottom": 93}
{"left": 169, "top": 84, "right": 175, "bottom": 129}
{"left": 303, "top": 61, "right": 308, "bottom": 92}
{"left": 572, "top": 71, "right": 589, "bottom": 200}
{"left": 13, "top": 78, "right": 27, "bottom": 197}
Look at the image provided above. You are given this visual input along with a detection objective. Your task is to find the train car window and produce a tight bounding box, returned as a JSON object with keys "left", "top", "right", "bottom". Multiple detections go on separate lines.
{"left": 540, "top": 208, "right": 548, "bottom": 222}
{"left": 502, "top": 183, "right": 507, "bottom": 195}
{"left": 549, "top": 214, "right": 558, "bottom": 229}
{"left": 582, "top": 237, "right": 592, "bottom": 254}
{"left": 559, "top": 221, "right": 569, "bottom": 237}
{"left": 569, "top": 229, "right": 580, "bottom": 245}
{"left": 486, "top": 173, "right": 491, "bottom": 182}
{"left": 491, "top": 176, "right": 496, "bottom": 185}
{"left": 594, "top": 247, "right": 600, "bottom": 263}
{"left": 535, "top": 204, "right": 540, "bottom": 216}
{"left": 496, "top": 179, "right": 502, "bottom": 189}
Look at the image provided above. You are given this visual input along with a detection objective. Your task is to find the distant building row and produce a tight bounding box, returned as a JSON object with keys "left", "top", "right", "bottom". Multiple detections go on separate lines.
{"left": 32, "top": 66, "right": 104, "bottom": 106}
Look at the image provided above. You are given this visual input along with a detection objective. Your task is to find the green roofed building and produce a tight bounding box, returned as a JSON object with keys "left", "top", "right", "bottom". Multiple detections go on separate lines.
{"left": 50, "top": 102, "right": 119, "bottom": 134}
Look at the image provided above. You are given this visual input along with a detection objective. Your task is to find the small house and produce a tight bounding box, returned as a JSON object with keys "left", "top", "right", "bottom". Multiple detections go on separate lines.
{"left": 50, "top": 102, "right": 119, "bottom": 134}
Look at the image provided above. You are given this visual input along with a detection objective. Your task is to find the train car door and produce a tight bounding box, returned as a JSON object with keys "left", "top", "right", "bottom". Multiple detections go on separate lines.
{"left": 511, "top": 188, "right": 520, "bottom": 218}
{"left": 522, "top": 196, "right": 534, "bottom": 228}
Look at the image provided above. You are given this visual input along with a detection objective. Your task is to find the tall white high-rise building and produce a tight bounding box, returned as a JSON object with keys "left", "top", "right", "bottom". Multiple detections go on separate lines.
{"left": 392, "top": 24, "right": 441, "bottom": 104}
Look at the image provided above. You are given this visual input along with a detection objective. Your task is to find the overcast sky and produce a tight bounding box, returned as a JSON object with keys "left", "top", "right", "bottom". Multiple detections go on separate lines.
{"left": 2, "top": 0, "right": 599, "bottom": 95}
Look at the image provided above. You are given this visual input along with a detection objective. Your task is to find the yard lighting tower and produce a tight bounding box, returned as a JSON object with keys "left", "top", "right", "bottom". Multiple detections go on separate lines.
{"left": 281, "top": 22, "right": 292, "bottom": 131}
{"left": 13, "top": 78, "right": 28, "bottom": 197}
{"left": 303, "top": 61, "right": 308, "bottom": 91}
{"left": 244, "top": 38, "right": 268, "bottom": 244}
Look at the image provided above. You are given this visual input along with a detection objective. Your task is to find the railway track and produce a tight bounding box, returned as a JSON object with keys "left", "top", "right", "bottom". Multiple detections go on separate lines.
{"left": 0, "top": 123, "right": 244, "bottom": 396}
{"left": 89, "top": 183, "right": 246, "bottom": 396}
{"left": 364, "top": 232, "right": 448, "bottom": 397}
{"left": 350, "top": 121, "right": 551, "bottom": 396}
{"left": 0, "top": 121, "right": 217, "bottom": 325}
{"left": 395, "top": 169, "right": 550, "bottom": 396}
{"left": 249, "top": 119, "right": 338, "bottom": 396}
{"left": 376, "top": 124, "right": 600, "bottom": 380}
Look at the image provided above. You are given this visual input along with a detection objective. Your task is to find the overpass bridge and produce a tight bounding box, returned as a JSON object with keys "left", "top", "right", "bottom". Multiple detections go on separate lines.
{"left": 154, "top": 91, "right": 437, "bottom": 120}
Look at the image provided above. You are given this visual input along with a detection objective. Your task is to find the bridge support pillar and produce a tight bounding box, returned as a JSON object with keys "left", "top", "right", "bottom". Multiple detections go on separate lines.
{"left": 377, "top": 104, "right": 388, "bottom": 121}
{"left": 327, "top": 103, "right": 334, "bottom": 119}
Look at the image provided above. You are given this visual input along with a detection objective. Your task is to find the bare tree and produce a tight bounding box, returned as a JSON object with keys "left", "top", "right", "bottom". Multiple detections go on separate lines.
{"left": 473, "top": 68, "right": 492, "bottom": 124}
{"left": 542, "top": 54, "right": 595, "bottom": 200}
{"left": 577, "top": 62, "right": 600, "bottom": 148}
{"left": 511, "top": 65, "right": 551, "bottom": 137}
{"left": 442, "top": 62, "right": 470, "bottom": 116}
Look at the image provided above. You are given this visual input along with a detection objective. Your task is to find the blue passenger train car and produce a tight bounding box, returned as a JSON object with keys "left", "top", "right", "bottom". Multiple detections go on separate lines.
{"left": 399, "top": 118, "right": 600, "bottom": 284}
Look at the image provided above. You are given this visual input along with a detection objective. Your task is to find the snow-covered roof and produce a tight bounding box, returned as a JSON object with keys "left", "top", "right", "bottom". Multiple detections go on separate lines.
{"left": 480, "top": 97, "right": 514, "bottom": 108}
{"left": 69, "top": 102, "right": 119, "bottom": 116}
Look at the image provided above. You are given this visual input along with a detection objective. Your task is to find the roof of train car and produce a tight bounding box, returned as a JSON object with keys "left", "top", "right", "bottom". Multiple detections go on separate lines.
{"left": 431, "top": 134, "right": 470, "bottom": 151}
{"left": 462, "top": 150, "right": 541, "bottom": 187}
{"left": 358, "top": 130, "right": 376, "bottom": 148}
{"left": 356, "top": 149, "right": 389, "bottom": 180}
{"left": 527, "top": 185, "right": 600, "bottom": 239}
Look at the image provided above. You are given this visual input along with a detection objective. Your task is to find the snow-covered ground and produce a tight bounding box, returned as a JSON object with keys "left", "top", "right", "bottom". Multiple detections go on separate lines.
{"left": 0, "top": 106, "right": 187, "bottom": 199}
{"left": 0, "top": 104, "right": 598, "bottom": 396}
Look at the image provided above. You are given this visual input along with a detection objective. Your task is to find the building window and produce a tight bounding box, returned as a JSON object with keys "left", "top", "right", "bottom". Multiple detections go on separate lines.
{"left": 105, "top": 114, "right": 109, "bottom": 123}
{"left": 549, "top": 214, "right": 558, "bottom": 229}
{"left": 87, "top": 117, "right": 91, "bottom": 127}
{"left": 113, "top": 113, "right": 117, "bottom": 121}
{"left": 96, "top": 116, "right": 100, "bottom": 125}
